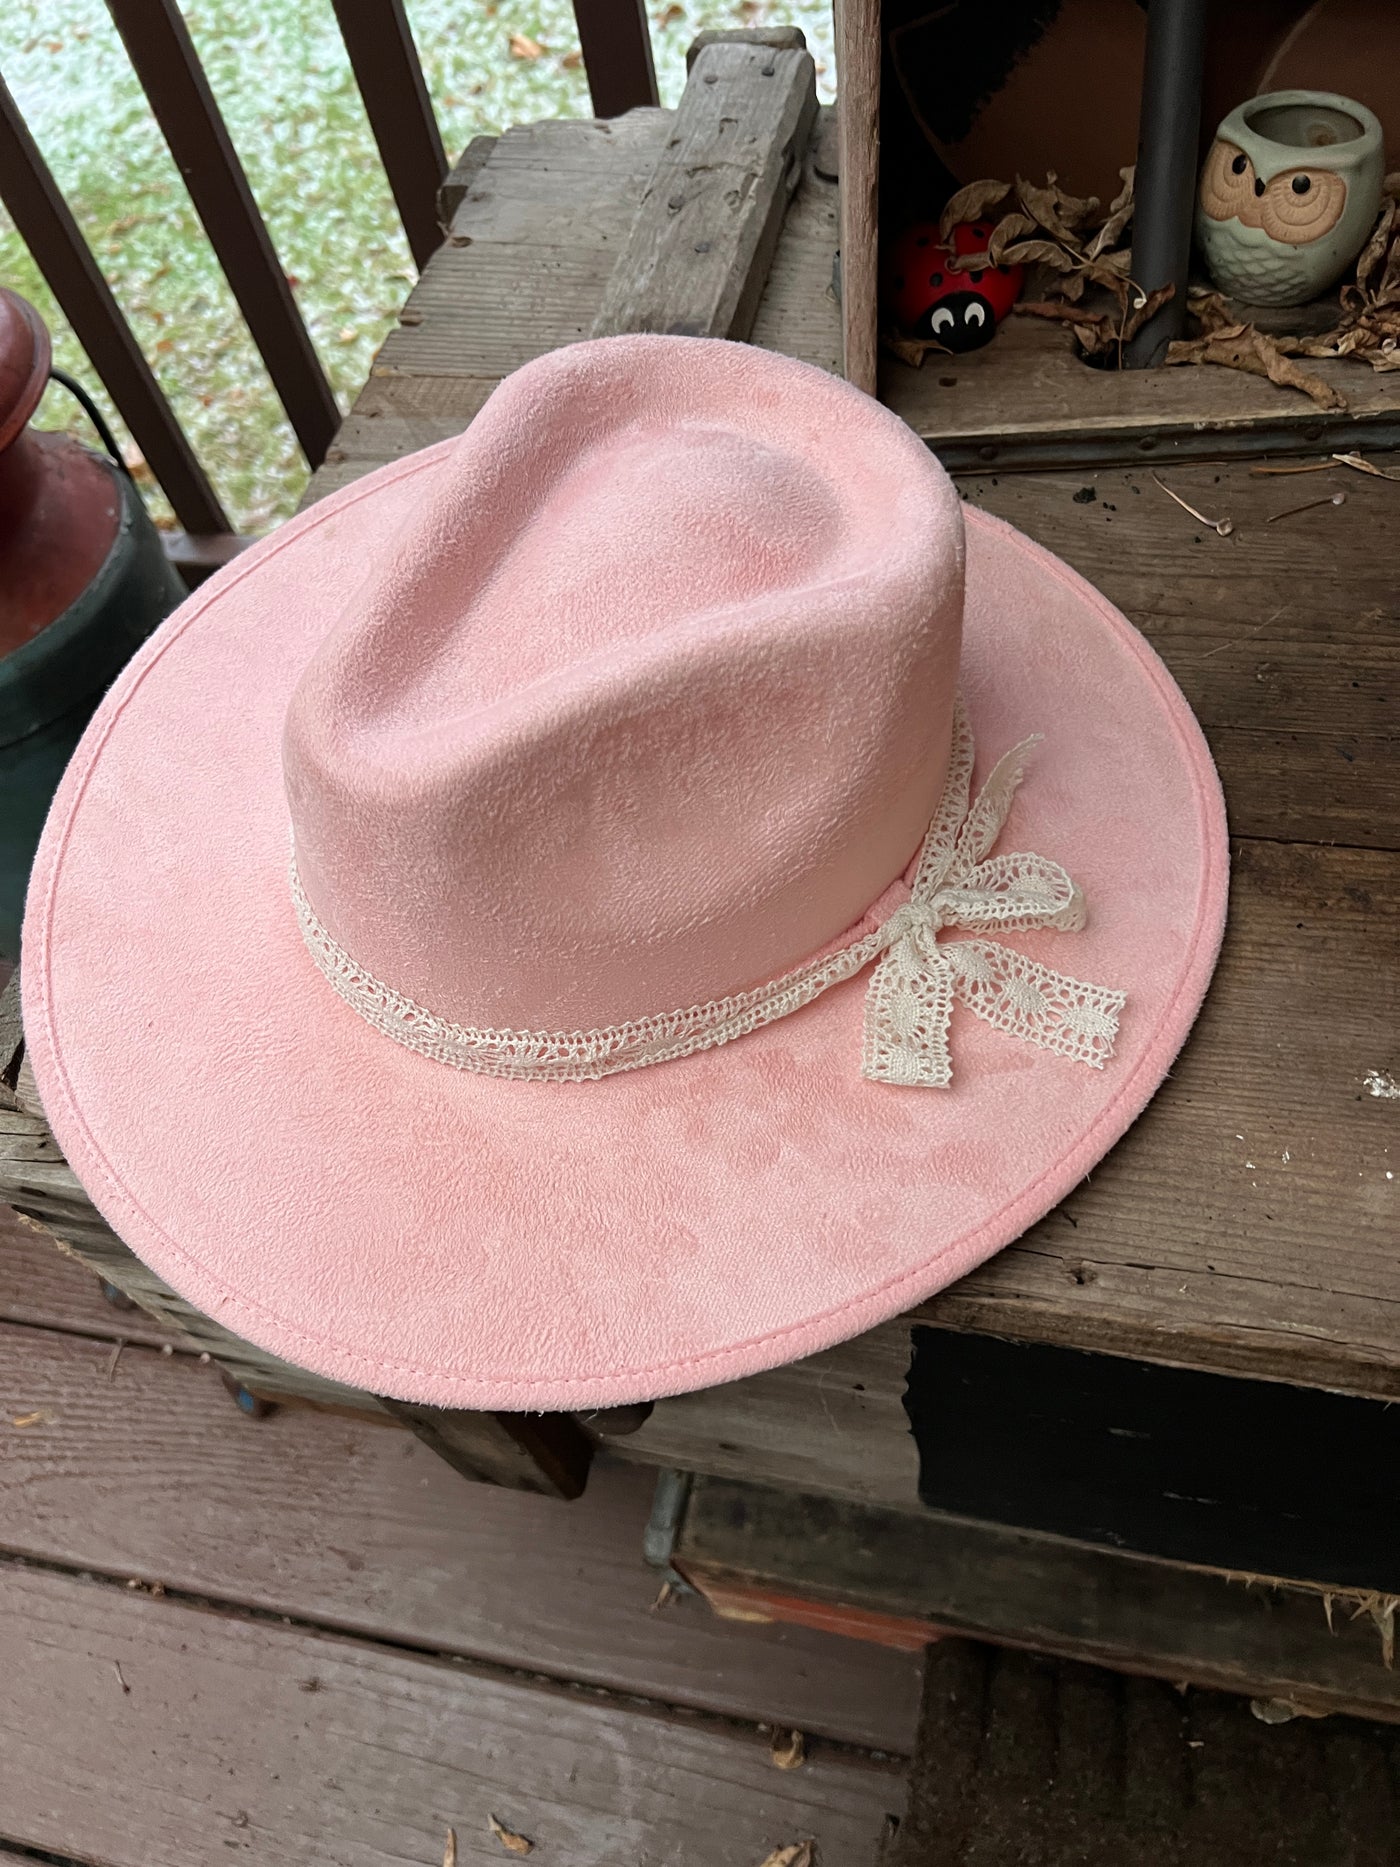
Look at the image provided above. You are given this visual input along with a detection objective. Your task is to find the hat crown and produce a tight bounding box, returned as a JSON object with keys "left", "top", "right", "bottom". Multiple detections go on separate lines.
{"left": 284, "top": 337, "right": 964, "bottom": 1031}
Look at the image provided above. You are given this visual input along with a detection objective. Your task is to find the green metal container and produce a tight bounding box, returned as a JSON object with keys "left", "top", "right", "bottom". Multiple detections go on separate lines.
{"left": 1, "top": 459, "right": 183, "bottom": 959}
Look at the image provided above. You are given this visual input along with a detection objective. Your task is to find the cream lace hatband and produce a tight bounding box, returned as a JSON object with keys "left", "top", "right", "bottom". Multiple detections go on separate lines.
{"left": 291, "top": 701, "right": 1126, "bottom": 1088}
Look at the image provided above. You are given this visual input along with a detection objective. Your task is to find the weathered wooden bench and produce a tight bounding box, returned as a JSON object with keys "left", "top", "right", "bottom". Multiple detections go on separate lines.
{"left": 3, "top": 29, "right": 1398, "bottom": 1725}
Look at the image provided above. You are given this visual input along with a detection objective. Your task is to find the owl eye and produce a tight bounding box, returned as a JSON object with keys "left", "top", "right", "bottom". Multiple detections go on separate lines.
{"left": 1259, "top": 167, "right": 1346, "bottom": 245}
{"left": 1199, "top": 140, "right": 1259, "bottom": 223}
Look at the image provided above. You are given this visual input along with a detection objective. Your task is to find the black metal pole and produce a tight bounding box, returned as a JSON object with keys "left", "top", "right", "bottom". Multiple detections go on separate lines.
{"left": 1124, "top": 0, "right": 1208, "bottom": 368}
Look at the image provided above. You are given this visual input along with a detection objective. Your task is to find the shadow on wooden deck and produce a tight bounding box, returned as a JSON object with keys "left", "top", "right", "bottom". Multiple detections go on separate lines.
{"left": 0, "top": 1204, "right": 913, "bottom": 1866}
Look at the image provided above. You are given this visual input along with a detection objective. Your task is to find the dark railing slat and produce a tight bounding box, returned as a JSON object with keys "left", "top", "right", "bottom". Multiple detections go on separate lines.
{"left": 0, "top": 70, "right": 230, "bottom": 536}
{"left": 104, "top": 0, "right": 340, "bottom": 468}
{"left": 330, "top": 0, "right": 445, "bottom": 269}
{"left": 572, "top": 0, "right": 659, "bottom": 117}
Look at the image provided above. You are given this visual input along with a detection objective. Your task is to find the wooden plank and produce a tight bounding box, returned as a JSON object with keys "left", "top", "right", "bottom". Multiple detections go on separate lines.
{"left": 888, "top": 309, "right": 1400, "bottom": 470}
{"left": 591, "top": 38, "right": 817, "bottom": 341}
{"left": 676, "top": 1477, "right": 1400, "bottom": 1725}
{"left": 436, "top": 132, "right": 497, "bottom": 233}
{"left": 0, "top": 972, "right": 21, "bottom": 1109}
{"left": 0, "top": 1323, "right": 922, "bottom": 1753}
{"left": 0, "top": 1564, "right": 906, "bottom": 1866}
{"left": 612, "top": 837, "right": 1400, "bottom": 1509}
{"left": 960, "top": 462, "right": 1400, "bottom": 850}
{"left": 383, "top": 1396, "right": 592, "bottom": 1501}
{"left": 0, "top": 1114, "right": 389, "bottom": 1414}
{"left": 834, "top": 0, "right": 880, "bottom": 392}
{"left": 0, "top": 1202, "right": 180, "bottom": 1350}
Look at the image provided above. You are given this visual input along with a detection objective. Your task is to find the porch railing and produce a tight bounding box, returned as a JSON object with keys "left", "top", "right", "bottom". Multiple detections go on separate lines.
{"left": 0, "top": 0, "right": 659, "bottom": 564}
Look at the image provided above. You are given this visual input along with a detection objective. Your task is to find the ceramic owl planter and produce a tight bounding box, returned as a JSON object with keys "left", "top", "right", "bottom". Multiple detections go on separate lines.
{"left": 1196, "top": 90, "right": 1384, "bottom": 308}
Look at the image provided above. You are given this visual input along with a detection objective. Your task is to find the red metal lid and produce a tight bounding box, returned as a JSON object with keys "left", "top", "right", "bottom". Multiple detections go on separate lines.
{"left": 0, "top": 288, "right": 52, "bottom": 455}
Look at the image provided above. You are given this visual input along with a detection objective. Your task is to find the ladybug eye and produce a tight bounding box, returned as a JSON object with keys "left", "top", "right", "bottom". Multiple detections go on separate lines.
{"left": 964, "top": 301, "right": 987, "bottom": 327}
{"left": 931, "top": 306, "right": 955, "bottom": 334}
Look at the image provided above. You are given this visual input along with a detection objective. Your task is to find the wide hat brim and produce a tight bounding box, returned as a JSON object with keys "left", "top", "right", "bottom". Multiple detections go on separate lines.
{"left": 23, "top": 443, "right": 1228, "bottom": 1410}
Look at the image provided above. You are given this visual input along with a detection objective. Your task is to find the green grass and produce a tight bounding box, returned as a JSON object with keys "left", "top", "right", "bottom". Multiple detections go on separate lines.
{"left": 0, "top": 0, "right": 834, "bottom": 531}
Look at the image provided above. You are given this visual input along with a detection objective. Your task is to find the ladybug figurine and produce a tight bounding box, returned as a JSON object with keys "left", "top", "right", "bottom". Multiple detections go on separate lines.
{"left": 884, "top": 218, "right": 1023, "bottom": 352}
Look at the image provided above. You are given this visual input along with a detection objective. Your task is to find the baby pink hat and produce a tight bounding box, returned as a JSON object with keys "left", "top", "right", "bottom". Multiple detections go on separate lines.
{"left": 22, "top": 336, "right": 1227, "bottom": 1411}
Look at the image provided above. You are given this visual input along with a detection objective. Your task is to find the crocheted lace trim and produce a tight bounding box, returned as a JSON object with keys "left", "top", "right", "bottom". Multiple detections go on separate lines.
{"left": 291, "top": 699, "right": 1125, "bottom": 1087}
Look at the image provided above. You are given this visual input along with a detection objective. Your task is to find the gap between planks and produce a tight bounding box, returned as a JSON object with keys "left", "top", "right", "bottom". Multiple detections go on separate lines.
{"left": 0, "top": 1562, "right": 905, "bottom": 1867}
{"left": 0, "top": 1314, "right": 922, "bottom": 1754}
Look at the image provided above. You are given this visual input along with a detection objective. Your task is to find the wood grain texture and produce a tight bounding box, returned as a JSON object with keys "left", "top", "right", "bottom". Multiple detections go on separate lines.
{"left": 0, "top": 1202, "right": 180, "bottom": 1350}
{"left": 0, "top": 1323, "right": 922, "bottom": 1752}
{"left": 677, "top": 1477, "right": 1400, "bottom": 1724}
{"left": 960, "top": 463, "right": 1399, "bottom": 848}
{"left": 591, "top": 38, "right": 817, "bottom": 341}
{"left": 618, "top": 837, "right": 1400, "bottom": 1509}
{"left": 835, "top": 0, "right": 879, "bottom": 391}
{"left": 887, "top": 309, "right": 1400, "bottom": 468}
{"left": 382, "top": 1394, "right": 593, "bottom": 1500}
{"left": 0, "top": 1564, "right": 905, "bottom": 1867}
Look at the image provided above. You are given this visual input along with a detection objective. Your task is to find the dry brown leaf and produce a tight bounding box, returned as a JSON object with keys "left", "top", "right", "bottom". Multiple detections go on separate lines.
{"left": 560, "top": 47, "right": 582, "bottom": 67}
{"left": 1352, "top": 199, "right": 1397, "bottom": 301}
{"left": 1015, "top": 175, "right": 1098, "bottom": 245}
{"left": 1016, "top": 300, "right": 1106, "bottom": 326}
{"left": 939, "top": 178, "right": 1012, "bottom": 241}
{"left": 1366, "top": 348, "right": 1400, "bottom": 370}
{"left": 1000, "top": 238, "right": 1078, "bottom": 272}
{"left": 1165, "top": 326, "right": 1347, "bottom": 409}
{"left": 947, "top": 209, "right": 1036, "bottom": 269}
{"left": 508, "top": 31, "right": 544, "bottom": 57}
{"left": 488, "top": 1814, "right": 534, "bottom": 1856}
{"left": 770, "top": 1729, "right": 806, "bottom": 1770}
{"left": 1043, "top": 170, "right": 1103, "bottom": 229}
{"left": 1120, "top": 283, "right": 1174, "bottom": 344}
{"left": 444, "top": 1829, "right": 457, "bottom": 1867}
{"left": 11, "top": 1411, "right": 47, "bottom": 1428}
{"left": 757, "top": 1845, "right": 815, "bottom": 1867}
{"left": 654, "top": 1, "right": 685, "bottom": 24}
{"left": 1085, "top": 167, "right": 1135, "bottom": 258}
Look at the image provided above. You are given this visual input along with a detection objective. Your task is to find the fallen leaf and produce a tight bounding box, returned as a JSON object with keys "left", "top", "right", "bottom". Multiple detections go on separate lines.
{"left": 1000, "top": 238, "right": 1078, "bottom": 272}
{"left": 444, "top": 1829, "right": 457, "bottom": 1867}
{"left": 654, "top": 2, "right": 684, "bottom": 24}
{"left": 561, "top": 47, "right": 582, "bottom": 67}
{"left": 938, "top": 178, "right": 1012, "bottom": 241}
{"left": 1015, "top": 174, "right": 1098, "bottom": 245}
{"left": 770, "top": 1728, "right": 806, "bottom": 1770}
{"left": 1165, "top": 325, "right": 1347, "bottom": 409}
{"left": 508, "top": 32, "right": 544, "bottom": 58}
{"left": 337, "top": 326, "right": 357, "bottom": 344}
{"left": 488, "top": 1814, "right": 534, "bottom": 1856}
{"left": 757, "top": 1845, "right": 814, "bottom": 1867}
{"left": 1086, "top": 165, "right": 1135, "bottom": 259}
{"left": 1120, "top": 282, "right": 1174, "bottom": 344}
{"left": 11, "top": 1411, "right": 48, "bottom": 1428}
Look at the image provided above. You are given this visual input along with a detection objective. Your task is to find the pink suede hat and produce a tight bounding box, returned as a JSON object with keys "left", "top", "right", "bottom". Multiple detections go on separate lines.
{"left": 22, "top": 336, "right": 1227, "bottom": 1411}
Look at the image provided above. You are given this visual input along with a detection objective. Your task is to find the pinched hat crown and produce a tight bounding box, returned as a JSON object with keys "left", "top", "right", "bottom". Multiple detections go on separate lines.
{"left": 284, "top": 337, "right": 965, "bottom": 1036}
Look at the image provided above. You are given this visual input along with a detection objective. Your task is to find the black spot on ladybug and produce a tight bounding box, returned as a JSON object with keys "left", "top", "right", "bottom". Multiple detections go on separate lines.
{"left": 1254, "top": 177, "right": 1265, "bottom": 196}
{"left": 969, "top": 269, "right": 985, "bottom": 284}
{"left": 929, "top": 270, "right": 943, "bottom": 286}
{"left": 974, "top": 223, "right": 990, "bottom": 235}
{"left": 1292, "top": 174, "right": 1312, "bottom": 194}
{"left": 996, "top": 264, "right": 1010, "bottom": 275}
{"left": 915, "top": 233, "right": 930, "bottom": 246}
{"left": 1231, "top": 153, "right": 1248, "bottom": 175}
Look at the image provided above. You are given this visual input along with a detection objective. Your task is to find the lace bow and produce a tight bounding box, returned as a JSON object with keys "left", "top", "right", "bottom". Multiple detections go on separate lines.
{"left": 861, "top": 703, "right": 1125, "bottom": 1087}
{"left": 294, "top": 699, "right": 1124, "bottom": 1086}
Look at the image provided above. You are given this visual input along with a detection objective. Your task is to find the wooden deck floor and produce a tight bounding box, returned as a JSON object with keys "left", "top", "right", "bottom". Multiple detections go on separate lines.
{"left": 0, "top": 1204, "right": 914, "bottom": 1865}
